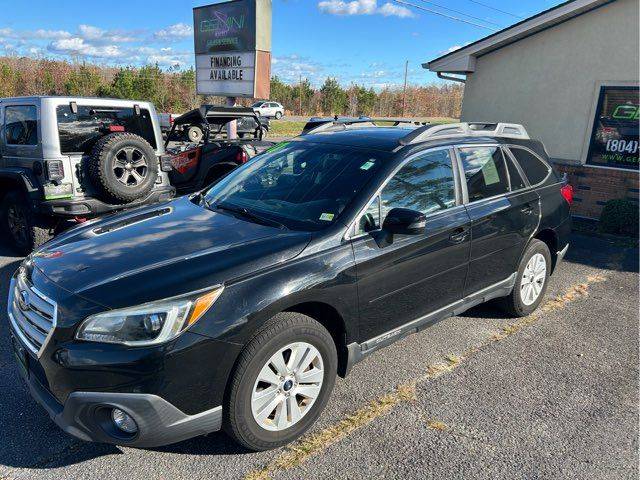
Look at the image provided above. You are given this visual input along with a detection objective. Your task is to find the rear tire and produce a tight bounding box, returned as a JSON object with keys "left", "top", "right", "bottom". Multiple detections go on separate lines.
{"left": 1, "top": 190, "right": 54, "bottom": 255}
{"left": 224, "top": 313, "right": 337, "bottom": 451}
{"left": 499, "top": 239, "right": 551, "bottom": 317}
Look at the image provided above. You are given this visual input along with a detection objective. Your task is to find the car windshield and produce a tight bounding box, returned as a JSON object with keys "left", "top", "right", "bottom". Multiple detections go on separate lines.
{"left": 203, "top": 142, "right": 387, "bottom": 231}
{"left": 252, "top": 102, "right": 265, "bottom": 107}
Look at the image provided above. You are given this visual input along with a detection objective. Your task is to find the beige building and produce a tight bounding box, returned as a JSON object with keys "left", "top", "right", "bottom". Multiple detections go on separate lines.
{"left": 425, "top": 0, "right": 639, "bottom": 219}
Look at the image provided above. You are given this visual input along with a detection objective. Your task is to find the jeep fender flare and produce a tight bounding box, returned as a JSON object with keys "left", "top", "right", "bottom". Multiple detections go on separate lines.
{"left": 0, "top": 168, "right": 41, "bottom": 204}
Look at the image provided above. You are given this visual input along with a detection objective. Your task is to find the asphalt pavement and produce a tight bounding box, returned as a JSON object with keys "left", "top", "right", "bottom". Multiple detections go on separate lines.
{"left": 0, "top": 232, "right": 637, "bottom": 480}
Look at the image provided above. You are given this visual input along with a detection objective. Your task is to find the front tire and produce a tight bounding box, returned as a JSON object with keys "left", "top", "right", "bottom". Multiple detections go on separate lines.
{"left": 499, "top": 239, "right": 551, "bottom": 317}
{"left": 224, "top": 313, "right": 337, "bottom": 451}
{"left": 274, "top": 111, "right": 283, "bottom": 120}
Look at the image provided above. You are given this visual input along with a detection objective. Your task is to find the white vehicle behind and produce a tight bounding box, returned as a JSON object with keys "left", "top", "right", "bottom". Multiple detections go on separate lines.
{"left": 251, "top": 101, "right": 284, "bottom": 119}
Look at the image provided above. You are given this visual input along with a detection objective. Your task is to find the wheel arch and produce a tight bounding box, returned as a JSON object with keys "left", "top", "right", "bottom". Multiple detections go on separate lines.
{"left": 534, "top": 228, "right": 559, "bottom": 273}
{"left": 0, "top": 169, "right": 40, "bottom": 203}
{"left": 283, "top": 301, "right": 350, "bottom": 378}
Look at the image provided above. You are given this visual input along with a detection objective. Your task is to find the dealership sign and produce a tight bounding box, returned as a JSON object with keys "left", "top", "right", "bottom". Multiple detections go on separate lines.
{"left": 193, "top": 0, "right": 272, "bottom": 98}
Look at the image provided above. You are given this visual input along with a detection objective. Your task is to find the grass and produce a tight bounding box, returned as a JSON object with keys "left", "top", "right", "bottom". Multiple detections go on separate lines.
{"left": 268, "top": 117, "right": 457, "bottom": 138}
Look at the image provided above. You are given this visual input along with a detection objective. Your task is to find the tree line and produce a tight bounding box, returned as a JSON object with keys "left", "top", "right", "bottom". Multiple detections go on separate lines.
{"left": 0, "top": 56, "right": 462, "bottom": 118}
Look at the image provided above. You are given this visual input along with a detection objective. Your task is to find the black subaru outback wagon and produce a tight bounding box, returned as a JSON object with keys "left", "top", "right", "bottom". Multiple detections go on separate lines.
{"left": 8, "top": 120, "right": 572, "bottom": 451}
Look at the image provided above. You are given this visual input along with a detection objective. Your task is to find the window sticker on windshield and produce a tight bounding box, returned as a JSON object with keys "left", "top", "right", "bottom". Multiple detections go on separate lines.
{"left": 360, "top": 160, "right": 375, "bottom": 171}
{"left": 319, "top": 213, "right": 335, "bottom": 222}
{"left": 482, "top": 160, "right": 500, "bottom": 185}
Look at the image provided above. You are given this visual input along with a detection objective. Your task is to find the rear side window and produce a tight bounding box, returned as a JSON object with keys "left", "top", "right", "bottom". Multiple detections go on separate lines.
{"left": 458, "top": 146, "right": 510, "bottom": 201}
{"left": 56, "top": 105, "right": 157, "bottom": 154}
{"left": 5, "top": 105, "right": 38, "bottom": 146}
{"left": 508, "top": 147, "right": 551, "bottom": 185}
{"left": 504, "top": 152, "right": 527, "bottom": 190}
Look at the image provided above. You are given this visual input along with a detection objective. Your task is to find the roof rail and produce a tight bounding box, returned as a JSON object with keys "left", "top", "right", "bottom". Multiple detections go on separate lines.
{"left": 398, "top": 122, "right": 529, "bottom": 145}
{"left": 304, "top": 117, "right": 425, "bottom": 135}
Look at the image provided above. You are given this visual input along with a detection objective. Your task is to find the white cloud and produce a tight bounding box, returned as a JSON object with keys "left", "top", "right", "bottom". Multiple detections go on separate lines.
{"left": 0, "top": 27, "right": 72, "bottom": 40}
{"left": 78, "top": 24, "right": 138, "bottom": 43}
{"left": 377, "top": 2, "right": 414, "bottom": 17}
{"left": 48, "top": 37, "right": 124, "bottom": 58}
{"left": 318, "top": 0, "right": 414, "bottom": 18}
{"left": 446, "top": 45, "right": 462, "bottom": 53}
{"left": 154, "top": 23, "right": 193, "bottom": 40}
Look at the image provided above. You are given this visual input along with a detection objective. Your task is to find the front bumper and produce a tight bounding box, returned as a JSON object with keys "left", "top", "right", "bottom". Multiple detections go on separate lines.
{"left": 14, "top": 336, "right": 222, "bottom": 448}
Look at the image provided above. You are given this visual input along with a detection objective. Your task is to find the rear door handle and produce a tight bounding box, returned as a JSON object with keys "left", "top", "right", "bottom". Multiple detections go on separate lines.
{"left": 450, "top": 227, "right": 469, "bottom": 243}
{"left": 521, "top": 204, "right": 534, "bottom": 215}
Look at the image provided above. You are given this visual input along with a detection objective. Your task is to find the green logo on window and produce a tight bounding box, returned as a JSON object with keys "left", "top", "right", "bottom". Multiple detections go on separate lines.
{"left": 612, "top": 104, "right": 640, "bottom": 120}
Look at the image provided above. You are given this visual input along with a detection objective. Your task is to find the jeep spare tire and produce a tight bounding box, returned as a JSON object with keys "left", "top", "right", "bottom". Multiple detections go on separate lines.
{"left": 88, "top": 132, "right": 158, "bottom": 203}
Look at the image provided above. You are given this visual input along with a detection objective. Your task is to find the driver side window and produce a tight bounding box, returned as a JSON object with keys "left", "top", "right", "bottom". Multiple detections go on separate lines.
{"left": 356, "top": 149, "right": 457, "bottom": 235}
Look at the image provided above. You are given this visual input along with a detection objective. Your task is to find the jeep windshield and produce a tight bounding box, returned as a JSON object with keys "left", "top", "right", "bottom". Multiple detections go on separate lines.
{"left": 56, "top": 104, "right": 157, "bottom": 154}
{"left": 203, "top": 142, "right": 387, "bottom": 231}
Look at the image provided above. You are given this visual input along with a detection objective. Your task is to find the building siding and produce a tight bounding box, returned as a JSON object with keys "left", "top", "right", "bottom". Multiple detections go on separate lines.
{"left": 460, "top": 0, "right": 639, "bottom": 164}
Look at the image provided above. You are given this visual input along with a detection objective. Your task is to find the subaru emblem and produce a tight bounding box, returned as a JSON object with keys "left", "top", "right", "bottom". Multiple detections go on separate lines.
{"left": 18, "top": 290, "right": 30, "bottom": 311}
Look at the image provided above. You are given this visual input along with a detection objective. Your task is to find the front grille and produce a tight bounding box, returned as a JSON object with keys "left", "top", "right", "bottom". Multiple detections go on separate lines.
{"left": 8, "top": 270, "right": 57, "bottom": 356}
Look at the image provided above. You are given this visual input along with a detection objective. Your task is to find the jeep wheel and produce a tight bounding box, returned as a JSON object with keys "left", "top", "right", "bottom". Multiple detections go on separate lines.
{"left": 88, "top": 133, "right": 158, "bottom": 204}
{"left": 1, "top": 190, "right": 54, "bottom": 255}
{"left": 187, "top": 125, "right": 204, "bottom": 143}
{"left": 224, "top": 313, "right": 337, "bottom": 451}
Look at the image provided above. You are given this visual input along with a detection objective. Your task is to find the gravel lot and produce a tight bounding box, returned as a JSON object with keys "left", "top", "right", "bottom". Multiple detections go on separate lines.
{"left": 0, "top": 232, "right": 637, "bottom": 480}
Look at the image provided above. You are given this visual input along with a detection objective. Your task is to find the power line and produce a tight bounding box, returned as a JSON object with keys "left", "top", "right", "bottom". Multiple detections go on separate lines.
{"left": 465, "top": 0, "right": 523, "bottom": 19}
{"left": 394, "top": 0, "right": 499, "bottom": 31}
{"left": 416, "top": 0, "right": 502, "bottom": 27}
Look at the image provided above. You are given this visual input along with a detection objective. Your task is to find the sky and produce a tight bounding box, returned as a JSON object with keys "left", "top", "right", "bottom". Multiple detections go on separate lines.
{"left": 0, "top": 0, "right": 564, "bottom": 89}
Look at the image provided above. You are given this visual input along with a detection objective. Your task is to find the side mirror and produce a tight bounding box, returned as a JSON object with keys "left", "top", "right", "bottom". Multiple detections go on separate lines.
{"left": 382, "top": 208, "right": 426, "bottom": 236}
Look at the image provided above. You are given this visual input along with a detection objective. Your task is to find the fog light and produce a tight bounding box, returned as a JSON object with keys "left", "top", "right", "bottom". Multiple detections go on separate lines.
{"left": 112, "top": 408, "right": 138, "bottom": 434}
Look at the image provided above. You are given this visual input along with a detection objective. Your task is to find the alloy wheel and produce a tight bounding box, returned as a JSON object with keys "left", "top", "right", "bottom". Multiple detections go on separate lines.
{"left": 251, "top": 342, "right": 324, "bottom": 432}
{"left": 520, "top": 253, "right": 547, "bottom": 306}
{"left": 113, "top": 147, "right": 148, "bottom": 186}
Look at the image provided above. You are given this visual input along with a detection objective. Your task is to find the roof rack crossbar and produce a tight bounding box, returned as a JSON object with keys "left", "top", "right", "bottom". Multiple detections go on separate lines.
{"left": 398, "top": 122, "right": 529, "bottom": 145}
{"left": 305, "top": 117, "right": 427, "bottom": 135}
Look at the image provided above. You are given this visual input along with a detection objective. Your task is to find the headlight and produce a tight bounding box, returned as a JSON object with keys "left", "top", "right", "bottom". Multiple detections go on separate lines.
{"left": 76, "top": 286, "right": 224, "bottom": 346}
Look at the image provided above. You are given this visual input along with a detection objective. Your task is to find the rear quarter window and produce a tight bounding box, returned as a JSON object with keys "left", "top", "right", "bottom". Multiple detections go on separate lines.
{"left": 57, "top": 105, "right": 157, "bottom": 154}
{"left": 5, "top": 105, "right": 38, "bottom": 146}
{"left": 508, "top": 147, "right": 552, "bottom": 185}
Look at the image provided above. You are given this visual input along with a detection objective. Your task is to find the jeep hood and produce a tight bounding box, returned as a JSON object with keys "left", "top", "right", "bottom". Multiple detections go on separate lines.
{"left": 31, "top": 196, "right": 311, "bottom": 308}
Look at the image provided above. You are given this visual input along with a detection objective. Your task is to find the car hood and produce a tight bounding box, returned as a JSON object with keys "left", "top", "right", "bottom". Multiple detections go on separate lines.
{"left": 31, "top": 196, "right": 311, "bottom": 308}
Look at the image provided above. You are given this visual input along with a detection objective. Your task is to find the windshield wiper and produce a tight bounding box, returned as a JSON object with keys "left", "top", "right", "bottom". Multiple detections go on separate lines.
{"left": 215, "top": 201, "right": 288, "bottom": 230}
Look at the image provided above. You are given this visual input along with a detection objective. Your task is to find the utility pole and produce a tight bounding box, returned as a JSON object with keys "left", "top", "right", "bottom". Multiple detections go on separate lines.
{"left": 299, "top": 75, "right": 303, "bottom": 116}
{"left": 402, "top": 60, "right": 408, "bottom": 118}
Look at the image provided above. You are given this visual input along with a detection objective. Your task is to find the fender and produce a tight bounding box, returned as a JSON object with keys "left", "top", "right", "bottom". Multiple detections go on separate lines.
{"left": 0, "top": 167, "right": 41, "bottom": 202}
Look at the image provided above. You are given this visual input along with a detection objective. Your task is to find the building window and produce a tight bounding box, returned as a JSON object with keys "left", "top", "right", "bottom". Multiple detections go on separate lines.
{"left": 586, "top": 86, "right": 639, "bottom": 170}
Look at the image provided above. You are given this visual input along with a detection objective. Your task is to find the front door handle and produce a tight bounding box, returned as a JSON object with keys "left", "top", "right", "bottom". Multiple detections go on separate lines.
{"left": 450, "top": 227, "right": 469, "bottom": 243}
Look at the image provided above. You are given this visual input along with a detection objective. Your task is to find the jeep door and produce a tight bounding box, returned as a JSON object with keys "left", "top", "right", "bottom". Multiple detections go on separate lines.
{"left": 351, "top": 147, "right": 471, "bottom": 341}
{"left": 456, "top": 145, "right": 540, "bottom": 296}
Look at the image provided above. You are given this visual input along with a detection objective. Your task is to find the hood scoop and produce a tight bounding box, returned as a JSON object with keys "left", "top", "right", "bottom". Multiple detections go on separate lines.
{"left": 92, "top": 207, "right": 172, "bottom": 235}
